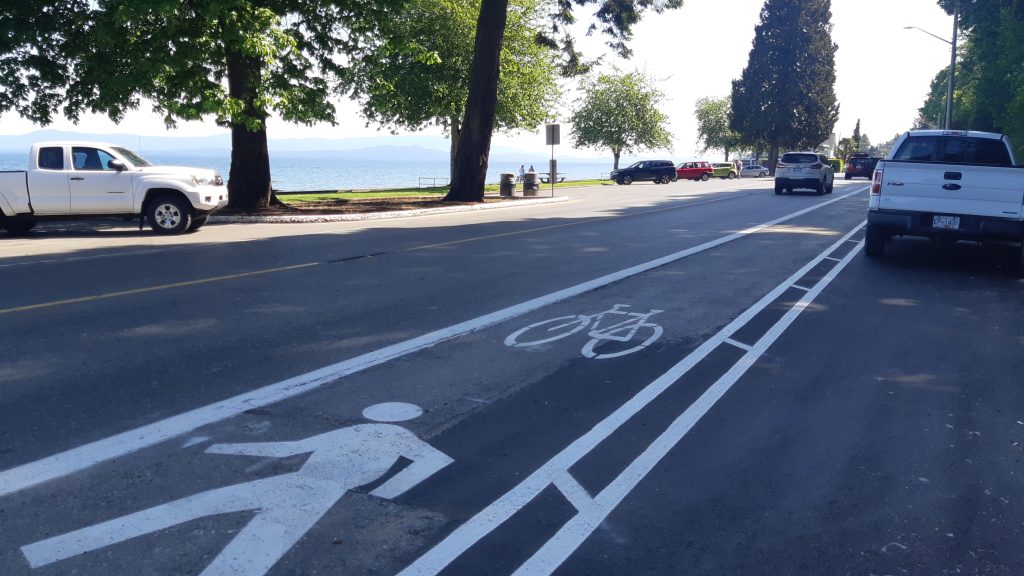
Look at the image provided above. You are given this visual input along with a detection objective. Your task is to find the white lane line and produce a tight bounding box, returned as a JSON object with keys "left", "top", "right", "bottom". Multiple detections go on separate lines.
{"left": 512, "top": 235, "right": 866, "bottom": 575}
{"left": 0, "top": 188, "right": 866, "bottom": 499}
{"left": 552, "top": 472, "right": 595, "bottom": 512}
{"left": 825, "top": 256, "right": 842, "bottom": 262}
{"left": 791, "top": 284, "right": 812, "bottom": 292}
{"left": 397, "top": 222, "right": 866, "bottom": 576}
{"left": 723, "top": 338, "right": 752, "bottom": 351}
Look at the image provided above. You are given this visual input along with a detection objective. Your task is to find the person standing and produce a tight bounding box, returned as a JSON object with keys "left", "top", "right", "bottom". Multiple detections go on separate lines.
{"left": 518, "top": 165, "right": 526, "bottom": 181}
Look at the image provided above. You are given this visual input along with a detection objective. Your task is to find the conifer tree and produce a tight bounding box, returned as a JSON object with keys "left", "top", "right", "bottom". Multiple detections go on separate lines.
{"left": 730, "top": 0, "right": 839, "bottom": 172}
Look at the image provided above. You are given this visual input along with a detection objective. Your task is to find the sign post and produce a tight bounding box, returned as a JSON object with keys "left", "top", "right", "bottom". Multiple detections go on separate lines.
{"left": 545, "top": 124, "right": 560, "bottom": 197}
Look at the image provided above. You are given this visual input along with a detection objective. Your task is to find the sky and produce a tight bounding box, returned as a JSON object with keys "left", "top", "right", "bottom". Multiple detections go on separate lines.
{"left": 0, "top": 0, "right": 956, "bottom": 160}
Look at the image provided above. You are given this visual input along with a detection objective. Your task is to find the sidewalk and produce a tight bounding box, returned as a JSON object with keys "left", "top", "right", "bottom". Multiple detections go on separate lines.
{"left": 209, "top": 195, "right": 570, "bottom": 224}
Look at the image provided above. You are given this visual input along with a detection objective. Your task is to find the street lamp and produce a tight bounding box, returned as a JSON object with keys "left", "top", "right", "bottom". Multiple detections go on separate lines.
{"left": 904, "top": 0, "right": 959, "bottom": 129}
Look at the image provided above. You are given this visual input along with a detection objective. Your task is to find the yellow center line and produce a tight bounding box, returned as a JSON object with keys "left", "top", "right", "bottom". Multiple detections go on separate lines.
{"left": 2, "top": 192, "right": 752, "bottom": 315}
{"left": 0, "top": 263, "right": 319, "bottom": 316}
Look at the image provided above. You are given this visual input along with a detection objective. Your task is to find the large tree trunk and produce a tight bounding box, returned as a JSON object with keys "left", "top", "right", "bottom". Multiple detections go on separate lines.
{"left": 448, "top": 116, "right": 461, "bottom": 185}
{"left": 612, "top": 148, "right": 621, "bottom": 170}
{"left": 445, "top": 0, "right": 509, "bottom": 202}
{"left": 226, "top": 51, "right": 272, "bottom": 211}
{"left": 767, "top": 144, "right": 780, "bottom": 176}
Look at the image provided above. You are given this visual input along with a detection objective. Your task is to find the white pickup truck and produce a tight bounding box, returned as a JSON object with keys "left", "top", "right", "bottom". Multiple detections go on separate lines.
{"left": 0, "top": 141, "right": 228, "bottom": 235}
{"left": 866, "top": 130, "right": 1024, "bottom": 259}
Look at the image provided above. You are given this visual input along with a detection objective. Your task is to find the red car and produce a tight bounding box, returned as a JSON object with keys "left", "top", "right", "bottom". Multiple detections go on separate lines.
{"left": 675, "top": 161, "right": 714, "bottom": 181}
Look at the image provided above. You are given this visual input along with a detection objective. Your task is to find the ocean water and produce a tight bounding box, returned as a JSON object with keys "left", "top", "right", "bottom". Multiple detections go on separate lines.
{"left": 0, "top": 152, "right": 613, "bottom": 191}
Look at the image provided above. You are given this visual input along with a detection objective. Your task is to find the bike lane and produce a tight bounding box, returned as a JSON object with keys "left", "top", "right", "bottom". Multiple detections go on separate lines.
{"left": 551, "top": 238, "right": 1024, "bottom": 575}
{"left": 0, "top": 194, "right": 869, "bottom": 575}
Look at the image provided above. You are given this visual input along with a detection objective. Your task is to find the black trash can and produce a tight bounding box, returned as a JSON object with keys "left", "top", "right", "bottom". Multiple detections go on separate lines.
{"left": 500, "top": 173, "right": 515, "bottom": 197}
{"left": 523, "top": 172, "right": 540, "bottom": 197}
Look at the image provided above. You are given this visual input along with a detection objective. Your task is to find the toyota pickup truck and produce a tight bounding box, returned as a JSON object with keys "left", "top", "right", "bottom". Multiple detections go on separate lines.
{"left": 0, "top": 142, "right": 228, "bottom": 235}
{"left": 865, "top": 130, "right": 1024, "bottom": 259}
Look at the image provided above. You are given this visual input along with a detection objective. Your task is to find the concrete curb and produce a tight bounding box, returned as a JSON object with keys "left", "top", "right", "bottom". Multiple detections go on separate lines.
{"left": 208, "top": 195, "right": 570, "bottom": 224}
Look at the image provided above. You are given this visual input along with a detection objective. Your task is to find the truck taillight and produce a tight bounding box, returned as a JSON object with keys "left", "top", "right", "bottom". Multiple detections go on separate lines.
{"left": 871, "top": 169, "right": 883, "bottom": 195}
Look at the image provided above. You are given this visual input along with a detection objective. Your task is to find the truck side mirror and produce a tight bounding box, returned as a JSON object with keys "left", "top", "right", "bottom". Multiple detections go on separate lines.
{"left": 108, "top": 159, "right": 126, "bottom": 171}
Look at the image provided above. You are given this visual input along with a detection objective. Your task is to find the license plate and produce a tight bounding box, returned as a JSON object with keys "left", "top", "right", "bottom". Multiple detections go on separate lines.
{"left": 932, "top": 215, "right": 960, "bottom": 229}
{"left": 791, "top": 167, "right": 803, "bottom": 173}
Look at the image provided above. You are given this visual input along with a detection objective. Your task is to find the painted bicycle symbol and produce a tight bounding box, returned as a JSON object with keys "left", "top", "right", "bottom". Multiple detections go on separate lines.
{"left": 505, "top": 304, "right": 664, "bottom": 359}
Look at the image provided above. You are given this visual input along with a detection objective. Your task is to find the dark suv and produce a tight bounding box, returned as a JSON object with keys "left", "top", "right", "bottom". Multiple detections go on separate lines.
{"left": 611, "top": 160, "right": 676, "bottom": 185}
{"left": 844, "top": 153, "right": 881, "bottom": 179}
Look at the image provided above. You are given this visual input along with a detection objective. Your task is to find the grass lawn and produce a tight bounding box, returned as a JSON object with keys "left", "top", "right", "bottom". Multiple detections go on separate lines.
{"left": 277, "top": 179, "right": 612, "bottom": 204}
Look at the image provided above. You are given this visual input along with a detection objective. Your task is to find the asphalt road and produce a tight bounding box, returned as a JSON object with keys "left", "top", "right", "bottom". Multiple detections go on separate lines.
{"left": 1, "top": 177, "right": 1022, "bottom": 575}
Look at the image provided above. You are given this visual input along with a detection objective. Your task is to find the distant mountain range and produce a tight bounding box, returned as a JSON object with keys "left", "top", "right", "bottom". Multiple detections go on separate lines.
{"left": 0, "top": 129, "right": 610, "bottom": 165}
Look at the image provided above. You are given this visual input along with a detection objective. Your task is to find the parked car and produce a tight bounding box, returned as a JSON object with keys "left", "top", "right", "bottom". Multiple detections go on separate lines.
{"left": 0, "top": 141, "right": 227, "bottom": 235}
{"left": 711, "top": 163, "right": 737, "bottom": 179}
{"left": 844, "top": 154, "right": 881, "bottom": 179}
{"left": 740, "top": 164, "right": 769, "bottom": 178}
{"left": 774, "top": 152, "right": 834, "bottom": 195}
{"left": 611, "top": 160, "right": 676, "bottom": 185}
{"left": 675, "top": 161, "right": 714, "bottom": 181}
{"left": 865, "top": 129, "right": 1024, "bottom": 258}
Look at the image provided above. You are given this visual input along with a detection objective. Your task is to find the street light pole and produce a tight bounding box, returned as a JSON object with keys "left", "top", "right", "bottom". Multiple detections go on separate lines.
{"left": 904, "top": 0, "right": 959, "bottom": 129}
{"left": 945, "top": 0, "right": 959, "bottom": 130}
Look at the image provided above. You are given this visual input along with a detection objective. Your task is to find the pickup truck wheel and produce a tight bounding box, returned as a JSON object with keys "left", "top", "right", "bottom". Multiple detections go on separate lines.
{"left": 700, "top": 173, "right": 709, "bottom": 181}
{"left": 148, "top": 195, "right": 192, "bottom": 235}
{"left": 187, "top": 215, "right": 208, "bottom": 232}
{"left": 864, "top": 225, "right": 887, "bottom": 258}
{"left": 2, "top": 218, "right": 36, "bottom": 235}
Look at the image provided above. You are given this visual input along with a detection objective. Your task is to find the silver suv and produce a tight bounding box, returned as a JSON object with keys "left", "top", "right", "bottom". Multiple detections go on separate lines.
{"left": 774, "top": 152, "right": 834, "bottom": 195}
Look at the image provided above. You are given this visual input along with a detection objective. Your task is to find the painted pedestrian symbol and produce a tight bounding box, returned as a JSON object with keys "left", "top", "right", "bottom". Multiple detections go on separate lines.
{"left": 21, "top": 402, "right": 452, "bottom": 576}
{"left": 505, "top": 304, "right": 664, "bottom": 359}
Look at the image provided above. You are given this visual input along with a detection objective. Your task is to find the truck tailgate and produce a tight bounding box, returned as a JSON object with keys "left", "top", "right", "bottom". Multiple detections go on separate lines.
{"left": 0, "top": 171, "right": 31, "bottom": 214}
{"left": 879, "top": 162, "right": 1024, "bottom": 218}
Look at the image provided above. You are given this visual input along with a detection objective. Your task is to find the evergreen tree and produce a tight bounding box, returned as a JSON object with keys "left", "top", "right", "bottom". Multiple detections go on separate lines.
{"left": 730, "top": 0, "right": 839, "bottom": 172}
{"left": 852, "top": 119, "right": 862, "bottom": 151}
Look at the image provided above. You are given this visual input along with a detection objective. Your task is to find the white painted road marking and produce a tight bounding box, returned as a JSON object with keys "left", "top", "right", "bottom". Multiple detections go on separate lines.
{"left": 0, "top": 188, "right": 867, "bottom": 499}
{"left": 398, "top": 222, "right": 867, "bottom": 576}
{"left": 505, "top": 304, "right": 664, "bottom": 359}
{"left": 21, "top": 403, "right": 452, "bottom": 575}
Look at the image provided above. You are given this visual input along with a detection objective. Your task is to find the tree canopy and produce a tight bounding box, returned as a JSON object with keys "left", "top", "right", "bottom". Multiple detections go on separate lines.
{"left": 340, "top": 0, "right": 560, "bottom": 180}
{"left": 445, "top": 0, "right": 684, "bottom": 201}
{"left": 0, "top": 0, "right": 401, "bottom": 210}
{"left": 916, "top": 1, "right": 1024, "bottom": 158}
{"left": 730, "top": 0, "right": 839, "bottom": 170}
{"left": 569, "top": 70, "right": 672, "bottom": 170}
{"left": 694, "top": 96, "right": 745, "bottom": 161}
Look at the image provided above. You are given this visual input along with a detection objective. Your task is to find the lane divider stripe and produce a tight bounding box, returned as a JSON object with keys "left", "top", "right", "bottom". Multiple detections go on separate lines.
{"left": 0, "top": 264, "right": 319, "bottom": 316}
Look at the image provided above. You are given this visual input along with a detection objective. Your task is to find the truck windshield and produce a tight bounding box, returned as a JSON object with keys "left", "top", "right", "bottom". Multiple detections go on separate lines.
{"left": 892, "top": 136, "right": 1013, "bottom": 166}
{"left": 112, "top": 147, "right": 153, "bottom": 168}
